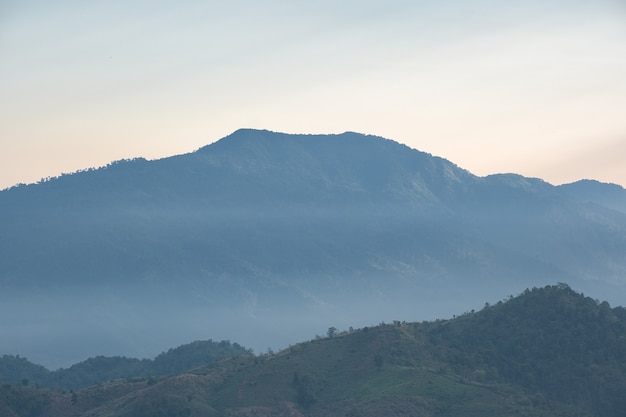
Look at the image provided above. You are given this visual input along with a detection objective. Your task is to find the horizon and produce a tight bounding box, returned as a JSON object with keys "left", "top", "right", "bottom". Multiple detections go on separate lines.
{"left": 1, "top": 128, "right": 625, "bottom": 191}
{"left": 1, "top": 1, "right": 625, "bottom": 189}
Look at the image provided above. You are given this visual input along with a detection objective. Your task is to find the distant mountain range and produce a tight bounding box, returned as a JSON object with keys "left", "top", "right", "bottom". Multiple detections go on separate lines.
{"left": 1, "top": 129, "right": 625, "bottom": 367}
{"left": 2, "top": 285, "right": 625, "bottom": 417}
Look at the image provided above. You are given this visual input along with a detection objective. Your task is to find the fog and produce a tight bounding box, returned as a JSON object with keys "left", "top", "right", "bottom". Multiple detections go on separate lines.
{"left": 3, "top": 272, "right": 621, "bottom": 370}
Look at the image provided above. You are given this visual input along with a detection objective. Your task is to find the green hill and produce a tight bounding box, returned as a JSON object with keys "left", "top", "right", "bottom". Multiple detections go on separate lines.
{"left": 1, "top": 284, "right": 625, "bottom": 417}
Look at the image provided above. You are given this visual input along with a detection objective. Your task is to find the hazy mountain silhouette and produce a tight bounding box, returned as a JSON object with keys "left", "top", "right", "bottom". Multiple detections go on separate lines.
{"left": 1, "top": 129, "right": 625, "bottom": 367}
{"left": 558, "top": 179, "right": 626, "bottom": 215}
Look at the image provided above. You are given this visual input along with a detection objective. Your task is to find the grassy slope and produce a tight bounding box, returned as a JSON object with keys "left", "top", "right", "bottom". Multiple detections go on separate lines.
{"left": 5, "top": 284, "right": 624, "bottom": 417}
{"left": 32, "top": 325, "right": 586, "bottom": 417}
{"left": 206, "top": 324, "right": 579, "bottom": 417}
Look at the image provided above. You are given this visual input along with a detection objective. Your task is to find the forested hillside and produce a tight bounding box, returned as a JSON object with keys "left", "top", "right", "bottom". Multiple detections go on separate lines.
{"left": 2, "top": 129, "right": 626, "bottom": 367}
{"left": 1, "top": 285, "right": 624, "bottom": 417}
{"left": 424, "top": 284, "right": 626, "bottom": 416}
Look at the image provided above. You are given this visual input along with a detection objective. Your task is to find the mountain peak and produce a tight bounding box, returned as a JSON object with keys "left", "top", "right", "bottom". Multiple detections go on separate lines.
{"left": 205, "top": 128, "right": 400, "bottom": 150}
{"left": 2, "top": 129, "right": 626, "bottom": 369}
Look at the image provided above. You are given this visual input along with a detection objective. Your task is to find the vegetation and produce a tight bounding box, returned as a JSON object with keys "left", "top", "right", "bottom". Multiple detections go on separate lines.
{"left": 423, "top": 283, "right": 626, "bottom": 416}
{"left": 3, "top": 129, "right": 626, "bottom": 370}
{"left": 1, "top": 284, "right": 624, "bottom": 416}
{"left": 0, "top": 384, "right": 51, "bottom": 417}
{"left": 0, "top": 339, "right": 251, "bottom": 390}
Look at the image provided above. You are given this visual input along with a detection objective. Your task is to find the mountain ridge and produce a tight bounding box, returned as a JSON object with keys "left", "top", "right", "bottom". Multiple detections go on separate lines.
{"left": 1, "top": 129, "right": 625, "bottom": 367}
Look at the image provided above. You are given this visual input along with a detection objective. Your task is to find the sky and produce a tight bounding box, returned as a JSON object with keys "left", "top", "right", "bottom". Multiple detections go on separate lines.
{"left": 1, "top": 0, "right": 625, "bottom": 190}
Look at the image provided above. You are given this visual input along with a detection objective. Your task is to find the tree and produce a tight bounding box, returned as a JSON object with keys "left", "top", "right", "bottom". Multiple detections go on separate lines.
{"left": 292, "top": 373, "right": 318, "bottom": 407}
{"left": 327, "top": 327, "right": 337, "bottom": 338}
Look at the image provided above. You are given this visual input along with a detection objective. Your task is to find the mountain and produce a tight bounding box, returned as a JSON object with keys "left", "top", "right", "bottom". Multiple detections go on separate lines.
{"left": 558, "top": 179, "right": 626, "bottom": 215}
{"left": 1, "top": 129, "right": 626, "bottom": 367}
{"left": 1, "top": 285, "right": 625, "bottom": 417}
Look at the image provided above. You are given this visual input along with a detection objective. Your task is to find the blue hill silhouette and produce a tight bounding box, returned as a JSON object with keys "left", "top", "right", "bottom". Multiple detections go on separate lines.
{"left": 1, "top": 129, "right": 625, "bottom": 367}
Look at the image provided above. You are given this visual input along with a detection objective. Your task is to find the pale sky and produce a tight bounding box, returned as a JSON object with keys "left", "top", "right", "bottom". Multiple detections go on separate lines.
{"left": 1, "top": 0, "right": 625, "bottom": 190}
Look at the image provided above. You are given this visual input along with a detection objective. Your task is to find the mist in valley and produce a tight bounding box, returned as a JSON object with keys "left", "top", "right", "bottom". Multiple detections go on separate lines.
{"left": 2, "top": 270, "right": 623, "bottom": 370}
{"left": 2, "top": 130, "right": 626, "bottom": 370}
